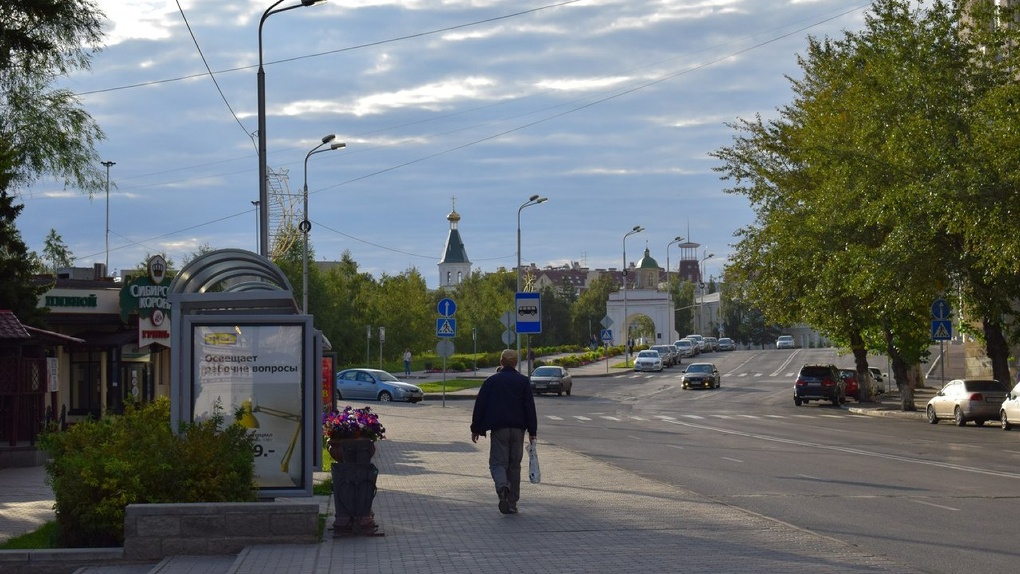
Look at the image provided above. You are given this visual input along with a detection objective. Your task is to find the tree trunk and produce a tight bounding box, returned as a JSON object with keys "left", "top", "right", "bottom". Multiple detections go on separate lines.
{"left": 983, "top": 317, "right": 1011, "bottom": 386}
{"left": 849, "top": 331, "right": 872, "bottom": 403}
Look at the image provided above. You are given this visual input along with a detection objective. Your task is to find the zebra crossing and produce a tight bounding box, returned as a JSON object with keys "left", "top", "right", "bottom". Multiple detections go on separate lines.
{"left": 543, "top": 411, "right": 865, "bottom": 423}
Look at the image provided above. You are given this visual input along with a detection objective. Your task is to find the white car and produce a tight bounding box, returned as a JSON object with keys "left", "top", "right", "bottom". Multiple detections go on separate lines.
{"left": 633, "top": 350, "right": 663, "bottom": 372}
{"left": 776, "top": 335, "right": 795, "bottom": 349}
{"left": 1000, "top": 382, "right": 1020, "bottom": 430}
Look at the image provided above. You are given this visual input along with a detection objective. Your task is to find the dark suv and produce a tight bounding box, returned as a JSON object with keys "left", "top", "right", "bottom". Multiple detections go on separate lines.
{"left": 794, "top": 364, "right": 845, "bottom": 406}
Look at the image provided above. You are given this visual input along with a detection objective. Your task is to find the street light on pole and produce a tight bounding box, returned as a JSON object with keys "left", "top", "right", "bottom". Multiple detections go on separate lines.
{"left": 665, "top": 235, "right": 684, "bottom": 344}
{"left": 698, "top": 251, "right": 714, "bottom": 334}
{"left": 302, "top": 134, "right": 345, "bottom": 313}
{"left": 622, "top": 225, "right": 644, "bottom": 367}
{"left": 516, "top": 194, "right": 547, "bottom": 365}
{"left": 101, "top": 161, "right": 115, "bottom": 275}
{"left": 257, "top": 0, "right": 327, "bottom": 258}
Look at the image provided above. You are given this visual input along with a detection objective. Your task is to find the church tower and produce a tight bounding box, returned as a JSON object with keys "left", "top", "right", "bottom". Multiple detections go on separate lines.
{"left": 438, "top": 200, "right": 471, "bottom": 287}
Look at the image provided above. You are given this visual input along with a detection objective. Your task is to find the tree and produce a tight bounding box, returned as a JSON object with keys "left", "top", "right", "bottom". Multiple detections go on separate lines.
{"left": 42, "top": 228, "right": 74, "bottom": 272}
{"left": 1, "top": 0, "right": 107, "bottom": 196}
{"left": 0, "top": 148, "right": 48, "bottom": 325}
{"left": 710, "top": 0, "right": 1020, "bottom": 406}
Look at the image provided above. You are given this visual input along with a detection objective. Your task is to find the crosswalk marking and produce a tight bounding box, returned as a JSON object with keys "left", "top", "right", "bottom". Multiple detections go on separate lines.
{"left": 545, "top": 415, "right": 563, "bottom": 420}
{"left": 601, "top": 416, "right": 623, "bottom": 421}
{"left": 574, "top": 416, "right": 591, "bottom": 421}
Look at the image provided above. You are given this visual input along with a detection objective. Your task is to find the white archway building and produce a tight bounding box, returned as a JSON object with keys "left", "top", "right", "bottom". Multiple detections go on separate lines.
{"left": 606, "top": 246, "right": 676, "bottom": 346}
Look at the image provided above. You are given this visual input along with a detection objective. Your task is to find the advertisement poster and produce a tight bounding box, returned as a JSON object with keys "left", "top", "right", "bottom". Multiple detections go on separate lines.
{"left": 192, "top": 324, "right": 304, "bottom": 489}
{"left": 321, "top": 353, "right": 336, "bottom": 416}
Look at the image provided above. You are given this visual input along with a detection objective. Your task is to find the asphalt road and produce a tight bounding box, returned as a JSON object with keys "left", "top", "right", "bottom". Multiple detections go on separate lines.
{"left": 450, "top": 348, "right": 1020, "bottom": 574}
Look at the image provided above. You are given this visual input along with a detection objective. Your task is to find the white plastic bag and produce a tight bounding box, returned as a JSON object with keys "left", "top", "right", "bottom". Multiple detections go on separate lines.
{"left": 528, "top": 440, "right": 541, "bottom": 484}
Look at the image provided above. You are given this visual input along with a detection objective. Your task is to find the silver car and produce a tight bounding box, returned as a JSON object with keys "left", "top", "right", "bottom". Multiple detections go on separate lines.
{"left": 926, "top": 379, "right": 1009, "bottom": 426}
{"left": 650, "top": 345, "right": 678, "bottom": 367}
{"left": 336, "top": 368, "right": 424, "bottom": 403}
{"left": 633, "top": 350, "right": 663, "bottom": 372}
{"left": 530, "top": 365, "right": 573, "bottom": 396}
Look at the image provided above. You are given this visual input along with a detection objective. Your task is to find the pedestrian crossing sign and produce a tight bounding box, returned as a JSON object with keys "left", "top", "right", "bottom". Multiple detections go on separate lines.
{"left": 437, "top": 318, "right": 456, "bottom": 338}
{"left": 931, "top": 320, "right": 951, "bottom": 341}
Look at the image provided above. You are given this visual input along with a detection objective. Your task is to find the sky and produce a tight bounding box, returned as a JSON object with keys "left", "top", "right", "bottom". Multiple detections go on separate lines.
{"left": 16, "top": 0, "right": 871, "bottom": 288}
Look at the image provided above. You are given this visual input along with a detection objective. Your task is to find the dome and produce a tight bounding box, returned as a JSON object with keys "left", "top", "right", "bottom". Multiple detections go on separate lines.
{"left": 447, "top": 210, "right": 461, "bottom": 222}
{"left": 636, "top": 247, "right": 659, "bottom": 269}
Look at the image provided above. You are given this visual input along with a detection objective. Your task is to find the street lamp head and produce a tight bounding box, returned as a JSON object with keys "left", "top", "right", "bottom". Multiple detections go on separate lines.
{"left": 301, "top": 0, "right": 326, "bottom": 5}
{"left": 536, "top": 196, "right": 548, "bottom": 204}
{"left": 329, "top": 142, "right": 346, "bottom": 150}
{"left": 673, "top": 235, "right": 684, "bottom": 243}
{"left": 528, "top": 194, "right": 540, "bottom": 201}
{"left": 321, "top": 133, "right": 336, "bottom": 144}
{"left": 633, "top": 225, "right": 644, "bottom": 233}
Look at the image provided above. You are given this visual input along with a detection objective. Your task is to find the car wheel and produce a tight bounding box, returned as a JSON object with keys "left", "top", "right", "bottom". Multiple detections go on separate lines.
{"left": 794, "top": 396, "right": 802, "bottom": 406}
{"left": 954, "top": 406, "right": 966, "bottom": 426}
{"left": 926, "top": 405, "right": 938, "bottom": 424}
{"left": 1002, "top": 411, "right": 1012, "bottom": 431}
{"left": 379, "top": 391, "right": 392, "bottom": 402}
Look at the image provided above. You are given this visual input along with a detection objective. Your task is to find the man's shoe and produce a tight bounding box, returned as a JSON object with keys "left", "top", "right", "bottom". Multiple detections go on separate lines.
{"left": 498, "top": 487, "right": 511, "bottom": 514}
{"left": 508, "top": 503, "right": 518, "bottom": 514}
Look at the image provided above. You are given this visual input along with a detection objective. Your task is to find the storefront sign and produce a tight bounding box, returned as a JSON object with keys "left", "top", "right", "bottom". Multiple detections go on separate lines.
{"left": 120, "top": 255, "right": 171, "bottom": 322}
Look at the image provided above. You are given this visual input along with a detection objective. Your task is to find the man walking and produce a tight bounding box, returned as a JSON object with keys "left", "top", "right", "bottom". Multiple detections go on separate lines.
{"left": 470, "top": 349, "right": 538, "bottom": 514}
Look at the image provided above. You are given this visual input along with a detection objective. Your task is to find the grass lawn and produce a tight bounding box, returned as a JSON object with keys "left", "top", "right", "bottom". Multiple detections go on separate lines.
{"left": 0, "top": 521, "right": 59, "bottom": 549}
{"left": 417, "top": 379, "right": 483, "bottom": 393}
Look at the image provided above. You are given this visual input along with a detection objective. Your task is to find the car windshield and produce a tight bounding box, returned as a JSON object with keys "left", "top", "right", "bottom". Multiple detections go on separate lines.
{"left": 376, "top": 371, "right": 400, "bottom": 382}
{"left": 533, "top": 367, "right": 560, "bottom": 377}
{"left": 687, "top": 364, "right": 713, "bottom": 373}
{"left": 638, "top": 351, "right": 658, "bottom": 358}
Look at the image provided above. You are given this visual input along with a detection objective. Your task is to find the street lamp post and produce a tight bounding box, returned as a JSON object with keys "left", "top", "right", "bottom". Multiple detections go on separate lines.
{"left": 698, "top": 251, "right": 714, "bottom": 333}
{"left": 665, "top": 235, "right": 684, "bottom": 344}
{"left": 258, "top": 0, "right": 327, "bottom": 258}
{"left": 622, "top": 225, "right": 644, "bottom": 366}
{"left": 101, "top": 160, "right": 115, "bottom": 275}
{"left": 302, "top": 134, "right": 345, "bottom": 313}
{"left": 516, "top": 194, "right": 547, "bottom": 366}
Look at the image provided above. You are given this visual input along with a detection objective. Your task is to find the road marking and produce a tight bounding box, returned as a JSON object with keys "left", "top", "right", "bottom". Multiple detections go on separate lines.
{"left": 681, "top": 414, "right": 704, "bottom": 419}
{"left": 668, "top": 444, "right": 685, "bottom": 450}
{"left": 796, "top": 474, "right": 821, "bottom": 480}
{"left": 911, "top": 499, "right": 960, "bottom": 511}
{"left": 711, "top": 415, "right": 733, "bottom": 419}
{"left": 721, "top": 457, "right": 744, "bottom": 463}
{"left": 601, "top": 416, "right": 622, "bottom": 421}
{"left": 574, "top": 416, "right": 591, "bottom": 421}
{"left": 654, "top": 415, "right": 677, "bottom": 421}
{"left": 737, "top": 415, "right": 760, "bottom": 419}
{"left": 819, "top": 414, "right": 844, "bottom": 418}
{"left": 545, "top": 415, "right": 564, "bottom": 420}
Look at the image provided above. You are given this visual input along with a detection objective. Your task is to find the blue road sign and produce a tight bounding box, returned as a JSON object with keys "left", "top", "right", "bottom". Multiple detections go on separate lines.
{"left": 515, "top": 292, "right": 542, "bottom": 334}
{"left": 437, "top": 298, "right": 457, "bottom": 317}
{"left": 931, "top": 320, "right": 952, "bottom": 341}
{"left": 437, "top": 318, "right": 456, "bottom": 338}
{"left": 601, "top": 329, "right": 613, "bottom": 342}
{"left": 931, "top": 299, "right": 950, "bottom": 320}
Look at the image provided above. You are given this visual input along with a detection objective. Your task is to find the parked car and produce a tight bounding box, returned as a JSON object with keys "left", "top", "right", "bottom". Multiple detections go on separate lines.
{"left": 926, "top": 378, "right": 1009, "bottom": 426}
{"left": 681, "top": 362, "right": 721, "bottom": 389}
{"left": 776, "top": 335, "right": 795, "bottom": 349}
{"left": 530, "top": 365, "right": 573, "bottom": 396}
{"left": 673, "top": 339, "right": 696, "bottom": 358}
{"left": 633, "top": 350, "right": 663, "bottom": 372}
{"left": 838, "top": 369, "right": 860, "bottom": 401}
{"left": 685, "top": 334, "right": 707, "bottom": 352}
{"left": 1000, "top": 382, "right": 1020, "bottom": 430}
{"left": 704, "top": 337, "right": 719, "bottom": 352}
{"left": 794, "top": 364, "right": 844, "bottom": 406}
{"left": 651, "top": 344, "right": 678, "bottom": 367}
{"left": 717, "top": 337, "right": 736, "bottom": 351}
{"left": 336, "top": 368, "right": 424, "bottom": 403}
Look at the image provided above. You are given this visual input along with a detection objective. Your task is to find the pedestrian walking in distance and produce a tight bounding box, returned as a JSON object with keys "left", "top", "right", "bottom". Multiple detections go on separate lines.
{"left": 403, "top": 348, "right": 412, "bottom": 377}
{"left": 470, "top": 349, "right": 538, "bottom": 514}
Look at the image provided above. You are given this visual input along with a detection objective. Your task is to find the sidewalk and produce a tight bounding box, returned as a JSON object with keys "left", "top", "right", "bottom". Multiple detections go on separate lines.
{"left": 1, "top": 394, "right": 929, "bottom": 574}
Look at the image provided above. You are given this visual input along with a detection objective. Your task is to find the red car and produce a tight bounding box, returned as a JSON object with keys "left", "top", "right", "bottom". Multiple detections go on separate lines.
{"left": 839, "top": 369, "right": 860, "bottom": 401}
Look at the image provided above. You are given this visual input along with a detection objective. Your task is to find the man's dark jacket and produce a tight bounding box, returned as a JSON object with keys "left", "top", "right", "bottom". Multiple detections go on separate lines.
{"left": 470, "top": 366, "right": 538, "bottom": 437}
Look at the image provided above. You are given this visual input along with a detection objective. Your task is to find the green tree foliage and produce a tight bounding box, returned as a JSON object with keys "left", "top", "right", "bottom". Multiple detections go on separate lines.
{"left": 42, "top": 228, "right": 74, "bottom": 272}
{"left": 40, "top": 397, "right": 256, "bottom": 547}
{"left": 1, "top": 0, "right": 107, "bottom": 196}
{"left": 0, "top": 166, "right": 48, "bottom": 326}
{"left": 712, "top": 0, "right": 1020, "bottom": 401}
{"left": 571, "top": 273, "right": 617, "bottom": 346}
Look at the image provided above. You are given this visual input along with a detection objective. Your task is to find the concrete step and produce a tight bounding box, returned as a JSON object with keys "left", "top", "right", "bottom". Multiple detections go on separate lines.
{"left": 228, "top": 545, "right": 320, "bottom": 573}
{"left": 73, "top": 554, "right": 237, "bottom": 574}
